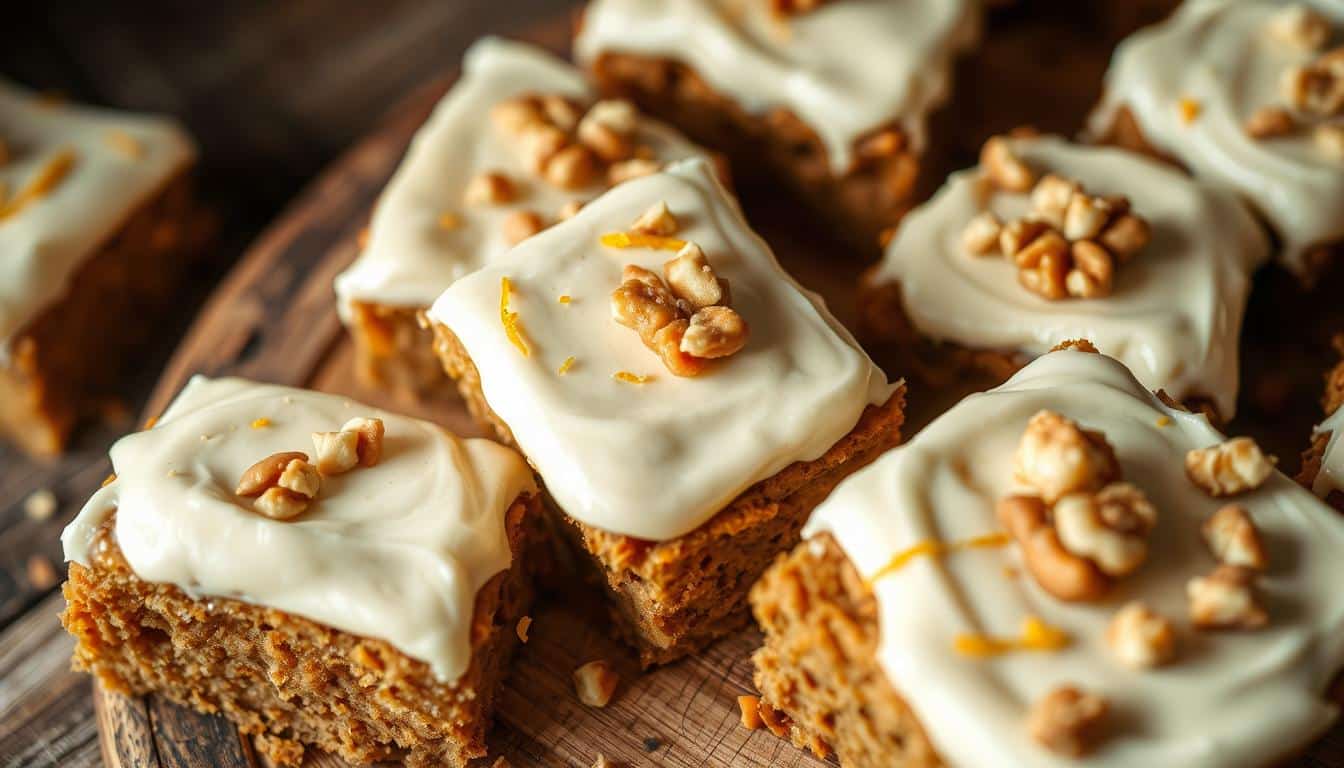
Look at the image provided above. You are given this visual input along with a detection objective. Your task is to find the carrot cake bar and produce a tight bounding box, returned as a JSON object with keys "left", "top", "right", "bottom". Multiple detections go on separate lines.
{"left": 334, "top": 38, "right": 713, "bottom": 398}
{"left": 0, "top": 78, "right": 200, "bottom": 457}
{"left": 860, "top": 133, "right": 1268, "bottom": 420}
{"left": 426, "top": 158, "right": 903, "bottom": 666}
{"left": 1301, "top": 337, "right": 1344, "bottom": 510}
{"left": 1089, "top": 0, "right": 1344, "bottom": 283}
{"left": 60, "top": 378, "right": 538, "bottom": 767}
{"left": 751, "top": 348, "right": 1344, "bottom": 766}
{"left": 574, "top": 0, "right": 981, "bottom": 251}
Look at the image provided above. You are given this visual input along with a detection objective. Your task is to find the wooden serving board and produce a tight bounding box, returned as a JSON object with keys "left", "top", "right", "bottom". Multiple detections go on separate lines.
{"left": 12, "top": 10, "right": 1342, "bottom": 768}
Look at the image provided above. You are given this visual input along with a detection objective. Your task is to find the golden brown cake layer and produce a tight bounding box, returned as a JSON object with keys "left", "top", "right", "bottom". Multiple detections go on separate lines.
{"left": 61, "top": 496, "right": 537, "bottom": 767}
{"left": 0, "top": 172, "right": 205, "bottom": 457}
{"left": 430, "top": 320, "right": 905, "bottom": 666}
{"left": 1299, "top": 340, "right": 1344, "bottom": 511}
{"left": 749, "top": 533, "right": 942, "bottom": 767}
{"left": 587, "top": 52, "right": 922, "bottom": 254}
{"left": 345, "top": 302, "right": 459, "bottom": 401}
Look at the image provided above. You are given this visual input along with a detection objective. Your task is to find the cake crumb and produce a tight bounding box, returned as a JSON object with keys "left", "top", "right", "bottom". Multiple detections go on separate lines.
{"left": 27, "top": 555, "right": 57, "bottom": 590}
{"left": 515, "top": 616, "right": 532, "bottom": 643}
{"left": 573, "top": 660, "right": 619, "bottom": 707}
{"left": 24, "top": 489, "right": 57, "bottom": 521}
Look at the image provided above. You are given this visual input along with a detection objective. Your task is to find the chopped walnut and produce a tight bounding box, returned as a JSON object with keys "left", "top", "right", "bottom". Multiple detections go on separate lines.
{"left": 237, "top": 451, "right": 311, "bottom": 497}
{"left": 663, "top": 243, "right": 723, "bottom": 309}
{"left": 999, "top": 218, "right": 1051, "bottom": 260}
{"left": 1268, "top": 5, "right": 1331, "bottom": 50}
{"left": 341, "top": 417, "right": 385, "bottom": 467}
{"left": 312, "top": 430, "right": 360, "bottom": 476}
{"left": 612, "top": 265, "right": 683, "bottom": 345}
{"left": 1027, "top": 685, "right": 1109, "bottom": 757}
{"left": 1015, "top": 410, "right": 1121, "bottom": 503}
{"left": 578, "top": 100, "right": 638, "bottom": 163}
{"left": 1097, "top": 214, "right": 1151, "bottom": 263}
{"left": 1030, "top": 174, "right": 1079, "bottom": 228}
{"left": 1201, "top": 505, "right": 1268, "bottom": 570}
{"left": 1245, "top": 105, "right": 1298, "bottom": 139}
{"left": 544, "top": 144, "right": 598, "bottom": 189}
{"left": 608, "top": 158, "right": 661, "bottom": 185}
{"left": 541, "top": 94, "right": 581, "bottom": 131}
{"left": 572, "top": 660, "right": 619, "bottom": 707}
{"left": 961, "top": 211, "right": 1003, "bottom": 255}
{"left": 1014, "top": 229, "right": 1071, "bottom": 300}
{"left": 1188, "top": 565, "right": 1268, "bottom": 630}
{"left": 1054, "top": 483, "right": 1157, "bottom": 578}
{"left": 682, "top": 306, "right": 750, "bottom": 359}
{"left": 277, "top": 458, "right": 321, "bottom": 498}
{"left": 1063, "top": 193, "right": 1114, "bottom": 241}
{"left": 757, "top": 698, "right": 793, "bottom": 738}
{"left": 1185, "top": 437, "right": 1274, "bottom": 497}
{"left": 1065, "top": 240, "right": 1115, "bottom": 299}
{"left": 502, "top": 210, "right": 546, "bottom": 245}
{"left": 1106, "top": 602, "right": 1177, "bottom": 669}
{"left": 254, "top": 487, "right": 310, "bottom": 520}
{"left": 463, "top": 171, "right": 516, "bottom": 206}
{"left": 517, "top": 123, "right": 570, "bottom": 174}
{"left": 490, "top": 96, "right": 545, "bottom": 136}
{"left": 632, "top": 200, "right": 678, "bottom": 236}
{"left": 998, "top": 494, "right": 1111, "bottom": 602}
{"left": 1281, "top": 56, "right": 1344, "bottom": 117}
{"left": 981, "top": 135, "right": 1036, "bottom": 192}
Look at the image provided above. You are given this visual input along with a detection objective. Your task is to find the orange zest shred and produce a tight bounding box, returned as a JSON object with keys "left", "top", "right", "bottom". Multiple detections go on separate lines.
{"left": 558, "top": 356, "right": 576, "bottom": 375}
{"left": 867, "top": 532, "right": 1010, "bottom": 584}
{"left": 1156, "top": 415, "right": 1173, "bottom": 427}
{"left": 557, "top": 295, "right": 572, "bottom": 305}
{"left": 251, "top": 417, "right": 272, "bottom": 429}
{"left": 954, "top": 616, "right": 1070, "bottom": 658}
{"left": 437, "top": 211, "right": 460, "bottom": 230}
{"left": 599, "top": 231, "right": 687, "bottom": 251}
{"left": 612, "top": 371, "right": 653, "bottom": 384}
{"left": 499, "top": 276, "right": 531, "bottom": 357}
{"left": 142, "top": 415, "right": 160, "bottom": 430}
{"left": 101, "top": 473, "right": 117, "bottom": 488}
{"left": 1178, "top": 97, "right": 1202, "bottom": 125}
{"left": 0, "top": 149, "right": 77, "bottom": 223}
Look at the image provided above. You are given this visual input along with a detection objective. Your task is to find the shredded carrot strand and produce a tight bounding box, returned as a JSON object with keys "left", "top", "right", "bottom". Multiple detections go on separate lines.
{"left": 599, "top": 231, "right": 687, "bottom": 251}
{"left": 500, "top": 277, "right": 531, "bottom": 357}
{"left": 0, "top": 149, "right": 77, "bottom": 223}
{"left": 867, "top": 532, "right": 1010, "bottom": 584}
{"left": 954, "top": 616, "right": 1070, "bottom": 658}
{"left": 558, "top": 356, "right": 576, "bottom": 375}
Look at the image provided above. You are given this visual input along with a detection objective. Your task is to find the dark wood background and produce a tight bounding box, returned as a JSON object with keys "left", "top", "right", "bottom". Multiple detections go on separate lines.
{"left": 2, "top": 2, "right": 1341, "bottom": 766}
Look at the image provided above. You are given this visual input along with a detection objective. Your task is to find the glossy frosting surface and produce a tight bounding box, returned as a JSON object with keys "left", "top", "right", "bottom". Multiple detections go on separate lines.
{"left": 1091, "top": 0, "right": 1344, "bottom": 273}
{"left": 0, "top": 78, "right": 194, "bottom": 354}
{"left": 62, "top": 377, "right": 536, "bottom": 683}
{"left": 334, "top": 37, "right": 707, "bottom": 314}
{"left": 429, "top": 159, "right": 892, "bottom": 541}
{"left": 873, "top": 135, "right": 1268, "bottom": 417}
{"left": 807, "top": 351, "right": 1344, "bottom": 767}
{"left": 574, "top": 0, "right": 979, "bottom": 171}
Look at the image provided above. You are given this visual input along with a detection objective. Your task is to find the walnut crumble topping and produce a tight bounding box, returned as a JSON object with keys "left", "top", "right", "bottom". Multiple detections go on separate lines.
{"left": 1244, "top": 10, "right": 1343, "bottom": 153}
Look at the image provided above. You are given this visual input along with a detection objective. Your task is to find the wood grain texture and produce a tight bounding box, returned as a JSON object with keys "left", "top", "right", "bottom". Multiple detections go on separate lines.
{"left": 4, "top": 2, "right": 1344, "bottom": 767}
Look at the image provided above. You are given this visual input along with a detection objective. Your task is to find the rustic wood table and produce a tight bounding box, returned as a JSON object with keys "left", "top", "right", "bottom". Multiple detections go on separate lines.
{"left": 2, "top": 2, "right": 1342, "bottom": 767}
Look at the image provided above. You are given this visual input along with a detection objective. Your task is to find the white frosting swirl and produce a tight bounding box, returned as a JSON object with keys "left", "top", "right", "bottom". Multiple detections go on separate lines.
{"left": 872, "top": 135, "right": 1268, "bottom": 418}
{"left": 61, "top": 377, "right": 536, "bottom": 683}
{"left": 1090, "top": 0, "right": 1344, "bottom": 274}
{"left": 1313, "top": 404, "right": 1344, "bottom": 498}
{"left": 574, "top": 0, "right": 980, "bottom": 172}
{"left": 807, "top": 350, "right": 1344, "bottom": 767}
{"left": 334, "top": 38, "right": 708, "bottom": 314}
{"left": 428, "top": 159, "right": 892, "bottom": 541}
{"left": 0, "top": 79, "right": 195, "bottom": 355}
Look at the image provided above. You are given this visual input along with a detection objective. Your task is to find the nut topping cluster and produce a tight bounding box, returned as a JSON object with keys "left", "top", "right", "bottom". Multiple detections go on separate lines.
{"left": 999, "top": 411, "right": 1153, "bottom": 603}
{"left": 457, "top": 94, "right": 665, "bottom": 246}
{"left": 969, "top": 139, "right": 1151, "bottom": 300}
{"left": 234, "top": 416, "right": 385, "bottom": 521}
{"left": 609, "top": 203, "right": 749, "bottom": 376}
{"left": 1246, "top": 7, "right": 1344, "bottom": 159}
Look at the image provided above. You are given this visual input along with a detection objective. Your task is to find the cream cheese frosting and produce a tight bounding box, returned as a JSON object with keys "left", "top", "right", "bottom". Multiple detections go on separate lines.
{"left": 0, "top": 78, "right": 195, "bottom": 356}
{"left": 1312, "top": 403, "right": 1344, "bottom": 497}
{"left": 872, "top": 135, "right": 1268, "bottom": 418}
{"left": 806, "top": 350, "right": 1344, "bottom": 767}
{"left": 573, "top": 0, "right": 980, "bottom": 172}
{"left": 428, "top": 158, "right": 892, "bottom": 541}
{"left": 61, "top": 377, "right": 536, "bottom": 683}
{"left": 334, "top": 37, "right": 708, "bottom": 315}
{"left": 1090, "top": 0, "right": 1344, "bottom": 274}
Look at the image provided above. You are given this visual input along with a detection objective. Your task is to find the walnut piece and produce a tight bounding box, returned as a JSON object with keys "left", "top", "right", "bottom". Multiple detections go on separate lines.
{"left": 277, "top": 458, "right": 321, "bottom": 498}
{"left": 1106, "top": 602, "right": 1177, "bottom": 669}
{"left": 663, "top": 242, "right": 723, "bottom": 310}
{"left": 1185, "top": 437, "right": 1274, "bottom": 497}
{"left": 1201, "top": 505, "right": 1268, "bottom": 570}
{"left": 1027, "top": 685, "right": 1109, "bottom": 757}
{"left": 681, "top": 306, "right": 749, "bottom": 359}
{"left": 544, "top": 144, "right": 598, "bottom": 190}
{"left": 1015, "top": 410, "right": 1121, "bottom": 503}
{"left": 312, "top": 430, "right": 360, "bottom": 476}
{"left": 1188, "top": 565, "right": 1268, "bottom": 630}
{"left": 1267, "top": 5, "right": 1331, "bottom": 50}
{"left": 631, "top": 200, "right": 678, "bottom": 236}
{"left": 341, "top": 417, "right": 385, "bottom": 467}
{"left": 237, "top": 451, "right": 311, "bottom": 497}
{"left": 1281, "top": 54, "right": 1344, "bottom": 118}
{"left": 961, "top": 211, "right": 1003, "bottom": 255}
{"left": 608, "top": 158, "right": 661, "bottom": 185}
{"left": 572, "top": 660, "right": 619, "bottom": 707}
{"left": 254, "top": 487, "right": 310, "bottom": 521}
{"left": 1053, "top": 483, "right": 1157, "bottom": 578}
{"left": 1030, "top": 174, "right": 1079, "bottom": 228}
{"left": 1244, "top": 105, "right": 1298, "bottom": 139}
{"left": 981, "top": 135, "right": 1036, "bottom": 192}
{"left": 463, "top": 171, "right": 516, "bottom": 206}
{"left": 737, "top": 695, "right": 763, "bottom": 730}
